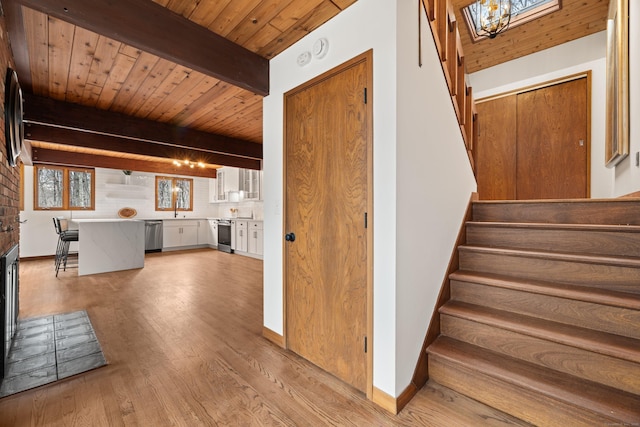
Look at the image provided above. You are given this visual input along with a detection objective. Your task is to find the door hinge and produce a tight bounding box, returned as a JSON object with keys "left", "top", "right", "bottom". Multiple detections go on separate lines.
{"left": 364, "top": 212, "right": 368, "bottom": 229}
{"left": 364, "top": 87, "right": 368, "bottom": 104}
{"left": 364, "top": 336, "right": 368, "bottom": 353}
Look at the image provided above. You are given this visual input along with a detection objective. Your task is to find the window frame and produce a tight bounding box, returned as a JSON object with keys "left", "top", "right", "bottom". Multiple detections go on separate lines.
{"left": 155, "top": 176, "right": 194, "bottom": 212}
{"left": 33, "top": 165, "right": 96, "bottom": 211}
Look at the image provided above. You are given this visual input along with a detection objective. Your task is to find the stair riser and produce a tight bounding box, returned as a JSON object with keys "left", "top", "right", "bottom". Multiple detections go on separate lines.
{"left": 459, "top": 250, "right": 640, "bottom": 292}
{"left": 428, "top": 355, "right": 617, "bottom": 427}
{"left": 473, "top": 201, "right": 640, "bottom": 225}
{"left": 450, "top": 280, "right": 640, "bottom": 340}
{"left": 440, "top": 314, "right": 640, "bottom": 395}
{"left": 466, "top": 226, "right": 640, "bottom": 258}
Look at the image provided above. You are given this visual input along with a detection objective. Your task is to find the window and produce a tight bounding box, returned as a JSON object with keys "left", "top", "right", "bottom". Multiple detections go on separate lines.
{"left": 155, "top": 176, "right": 193, "bottom": 212}
{"left": 34, "top": 165, "right": 95, "bottom": 210}
{"left": 463, "top": 0, "right": 560, "bottom": 42}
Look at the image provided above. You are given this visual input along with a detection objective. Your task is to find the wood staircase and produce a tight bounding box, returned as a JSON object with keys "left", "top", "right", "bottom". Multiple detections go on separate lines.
{"left": 426, "top": 199, "right": 640, "bottom": 426}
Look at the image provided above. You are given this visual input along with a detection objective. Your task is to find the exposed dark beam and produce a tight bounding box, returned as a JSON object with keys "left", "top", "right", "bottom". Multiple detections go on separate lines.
{"left": 26, "top": 123, "right": 261, "bottom": 170}
{"left": 14, "top": 0, "right": 269, "bottom": 95}
{"left": 32, "top": 147, "right": 217, "bottom": 179}
{"left": 3, "top": 0, "right": 33, "bottom": 91}
{"left": 23, "top": 93, "right": 262, "bottom": 161}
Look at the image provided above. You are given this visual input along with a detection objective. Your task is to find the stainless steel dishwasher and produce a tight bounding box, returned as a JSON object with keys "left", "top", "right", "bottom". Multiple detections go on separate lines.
{"left": 144, "top": 220, "right": 163, "bottom": 253}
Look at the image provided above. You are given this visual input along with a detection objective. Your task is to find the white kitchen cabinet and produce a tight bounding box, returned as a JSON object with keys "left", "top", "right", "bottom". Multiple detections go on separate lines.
{"left": 163, "top": 225, "right": 183, "bottom": 248}
{"left": 182, "top": 225, "right": 198, "bottom": 246}
{"left": 248, "top": 221, "right": 263, "bottom": 256}
{"left": 239, "top": 169, "right": 261, "bottom": 200}
{"left": 197, "top": 220, "right": 210, "bottom": 245}
{"left": 163, "top": 220, "right": 198, "bottom": 249}
{"left": 234, "top": 220, "right": 248, "bottom": 252}
{"left": 208, "top": 220, "right": 218, "bottom": 247}
{"left": 213, "top": 168, "right": 240, "bottom": 202}
{"left": 210, "top": 167, "right": 261, "bottom": 202}
{"left": 208, "top": 179, "right": 217, "bottom": 203}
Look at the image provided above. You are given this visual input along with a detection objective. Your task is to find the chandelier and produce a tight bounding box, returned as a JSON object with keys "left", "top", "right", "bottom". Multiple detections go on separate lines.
{"left": 476, "top": 0, "right": 512, "bottom": 39}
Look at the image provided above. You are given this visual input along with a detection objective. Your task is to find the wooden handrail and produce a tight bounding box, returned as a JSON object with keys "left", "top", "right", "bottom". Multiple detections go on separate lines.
{"left": 422, "top": 0, "right": 478, "bottom": 174}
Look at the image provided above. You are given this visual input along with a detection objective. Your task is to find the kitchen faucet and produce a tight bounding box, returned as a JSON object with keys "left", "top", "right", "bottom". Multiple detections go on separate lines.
{"left": 173, "top": 186, "right": 181, "bottom": 218}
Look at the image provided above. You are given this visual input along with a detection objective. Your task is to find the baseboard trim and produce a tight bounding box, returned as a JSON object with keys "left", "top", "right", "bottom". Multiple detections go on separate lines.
{"left": 20, "top": 255, "right": 54, "bottom": 261}
{"left": 372, "top": 383, "right": 417, "bottom": 415}
{"left": 397, "top": 383, "right": 418, "bottom": 412}
{"left": 372, "top": 387, "right": 397, "bottom": 414}
{"left": 262, "top": 326, "right": 285, "bottom": 348}
{"left": 621, "top": 190, "right": 640, "bottom": 198}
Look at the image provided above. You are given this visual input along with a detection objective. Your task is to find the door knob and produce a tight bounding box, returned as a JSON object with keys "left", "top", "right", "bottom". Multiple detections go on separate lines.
{"left": 285, "top": 232, "right": 296, "bottom": 242}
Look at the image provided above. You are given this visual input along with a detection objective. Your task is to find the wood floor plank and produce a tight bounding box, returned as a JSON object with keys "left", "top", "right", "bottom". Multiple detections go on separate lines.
{"left": 1, "top": 249, "right": 524, "bottom": 426}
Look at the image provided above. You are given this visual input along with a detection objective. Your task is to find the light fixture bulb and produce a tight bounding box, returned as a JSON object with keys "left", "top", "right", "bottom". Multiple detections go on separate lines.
{"left": 475, "top": 0, "right": 511, "bottom": 39}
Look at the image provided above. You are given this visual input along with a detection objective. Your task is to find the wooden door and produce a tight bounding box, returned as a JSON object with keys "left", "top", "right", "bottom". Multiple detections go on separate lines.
{"left": 284, "top": 52, "right": 372, "bottom": 393}
{"left": 516, "top": 78, "right": 588, "bottom": 199}
{"left": 476, "top": 76, "right": 589, "bottom": 200}
{"left": 476, "top": 95, "right": 517, "bottom": 200}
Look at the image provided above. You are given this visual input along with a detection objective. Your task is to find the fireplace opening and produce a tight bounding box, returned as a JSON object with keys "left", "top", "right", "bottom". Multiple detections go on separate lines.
{"left": 1, "top": 244, "right": 19, "bottom": 385}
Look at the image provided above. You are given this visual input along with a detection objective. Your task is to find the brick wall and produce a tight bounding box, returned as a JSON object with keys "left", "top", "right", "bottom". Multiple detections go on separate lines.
{"left": 0, "top": 12, "right": 20, "bottom": 256}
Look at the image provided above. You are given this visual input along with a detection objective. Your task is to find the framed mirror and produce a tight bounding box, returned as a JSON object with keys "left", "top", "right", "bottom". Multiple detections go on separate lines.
{"left": 4, "top": 68, "right": 23, "bottom": 167}
{"left": 605, "top": 0, "right": 629, "bottom": 168}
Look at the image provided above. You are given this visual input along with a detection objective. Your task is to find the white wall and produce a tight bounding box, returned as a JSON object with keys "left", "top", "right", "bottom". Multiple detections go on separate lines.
{"left": 263, "top": 0, "right": 399, "bottom": 396}
{"left": 612, "top": 0, "right": 640, "bottom": 196}
{"left": 395, "top": 2, "right": 477, "bottom": 394}
{"left": 264, "top": 0, "right": 476, "bottom": 397}
{"left": 19, "top": 166, "right": 265, "bottom": 257}
{"left": 469, "top": 32, "right": 612, "bottom": 198}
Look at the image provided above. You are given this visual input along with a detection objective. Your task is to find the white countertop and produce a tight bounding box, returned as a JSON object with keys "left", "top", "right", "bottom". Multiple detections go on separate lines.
{"left": 72, "top": 218, "right": 144, "bottom": 223}
{"left": 160, "top": 217, "right": 208, "bottom": 221}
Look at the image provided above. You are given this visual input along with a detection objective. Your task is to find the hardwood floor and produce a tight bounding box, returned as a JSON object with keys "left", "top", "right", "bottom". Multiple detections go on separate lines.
{"left": 0, "top": 249, "right": 527, "bottom": 426}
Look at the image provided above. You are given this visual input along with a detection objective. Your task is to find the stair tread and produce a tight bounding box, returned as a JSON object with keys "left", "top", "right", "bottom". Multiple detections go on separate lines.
{"left": 449, "top": 270, "right": 640, "bottom": 310}
{"left": 440, "top": 300, "right": 640, "bottom": 364}
{"left": 466, "top": 221, "right": 640, "bottom": 233}
{"left": 427, "top": 337, "right": 640, "bottom": 422}
{"left": 459, "top": 244, "right": 640, "bottom": 267}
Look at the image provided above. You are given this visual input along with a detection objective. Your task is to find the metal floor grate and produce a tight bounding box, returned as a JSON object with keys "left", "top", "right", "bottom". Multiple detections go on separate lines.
{"left": 0, "top": 310, "right": 107, "bottom": 397}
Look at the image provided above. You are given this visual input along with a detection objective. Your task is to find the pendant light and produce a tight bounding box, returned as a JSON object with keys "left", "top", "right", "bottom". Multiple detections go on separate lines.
{"left": 476, "top": 0, "right": 512, "bottom": 39}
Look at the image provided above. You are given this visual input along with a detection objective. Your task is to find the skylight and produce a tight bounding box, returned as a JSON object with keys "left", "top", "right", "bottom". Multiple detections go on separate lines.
{"left": 463, "top": 0, "right": 561, "bottom": 42}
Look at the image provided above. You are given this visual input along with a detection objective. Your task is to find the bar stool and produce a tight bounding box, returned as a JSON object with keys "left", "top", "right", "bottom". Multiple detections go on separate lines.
{"left": 53, "top": 217, "right": 78, "bottom": 277}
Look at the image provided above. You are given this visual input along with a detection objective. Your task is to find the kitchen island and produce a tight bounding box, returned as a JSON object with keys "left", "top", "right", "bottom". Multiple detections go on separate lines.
{"left": 71, "top": 219, "right": 145, "bottom": 276}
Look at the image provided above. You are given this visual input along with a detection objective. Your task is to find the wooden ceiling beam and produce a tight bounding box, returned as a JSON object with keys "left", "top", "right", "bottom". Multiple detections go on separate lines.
{"left": 14, "top": 0, "right": 269, "bottom": 95}
{"left": 2, "top": 1, "right": 32, "bottom": 91}
{"left": 23, "top": 93, "right": 262, "bottom": 161}
{"left": 31, "top": 147, "right": 218, "bottom": 179}
{"left": 25, "top": 123, "right": 262, "bottom": 170}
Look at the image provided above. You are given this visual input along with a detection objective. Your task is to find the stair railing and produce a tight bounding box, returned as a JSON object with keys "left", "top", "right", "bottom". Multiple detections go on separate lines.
{"left": 421, "top": 0, "right": 477, "bottom": 174}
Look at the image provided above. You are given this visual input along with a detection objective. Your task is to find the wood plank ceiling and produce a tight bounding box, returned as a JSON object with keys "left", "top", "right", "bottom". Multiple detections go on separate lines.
{"left": 3, "top": 0, "right": 608, "bottom": 177}
{"left": 451, "top": 0, "right": 609, "bottom": 73}
{"left": 4, "top": 0, "right": 357, "bottom": 177}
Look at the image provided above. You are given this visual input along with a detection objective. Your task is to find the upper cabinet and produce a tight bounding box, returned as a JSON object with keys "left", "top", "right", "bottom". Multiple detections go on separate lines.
{"left": 209, "top": 167, "right": 262, "bottom": 203}
{"left": 239, "top": 169, "right": 261, "bottom": 200}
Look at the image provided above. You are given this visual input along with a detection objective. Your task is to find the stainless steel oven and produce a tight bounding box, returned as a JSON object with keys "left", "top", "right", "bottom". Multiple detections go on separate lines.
{"left": 217, "top": 219, "right": 233, "bottom": 253}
